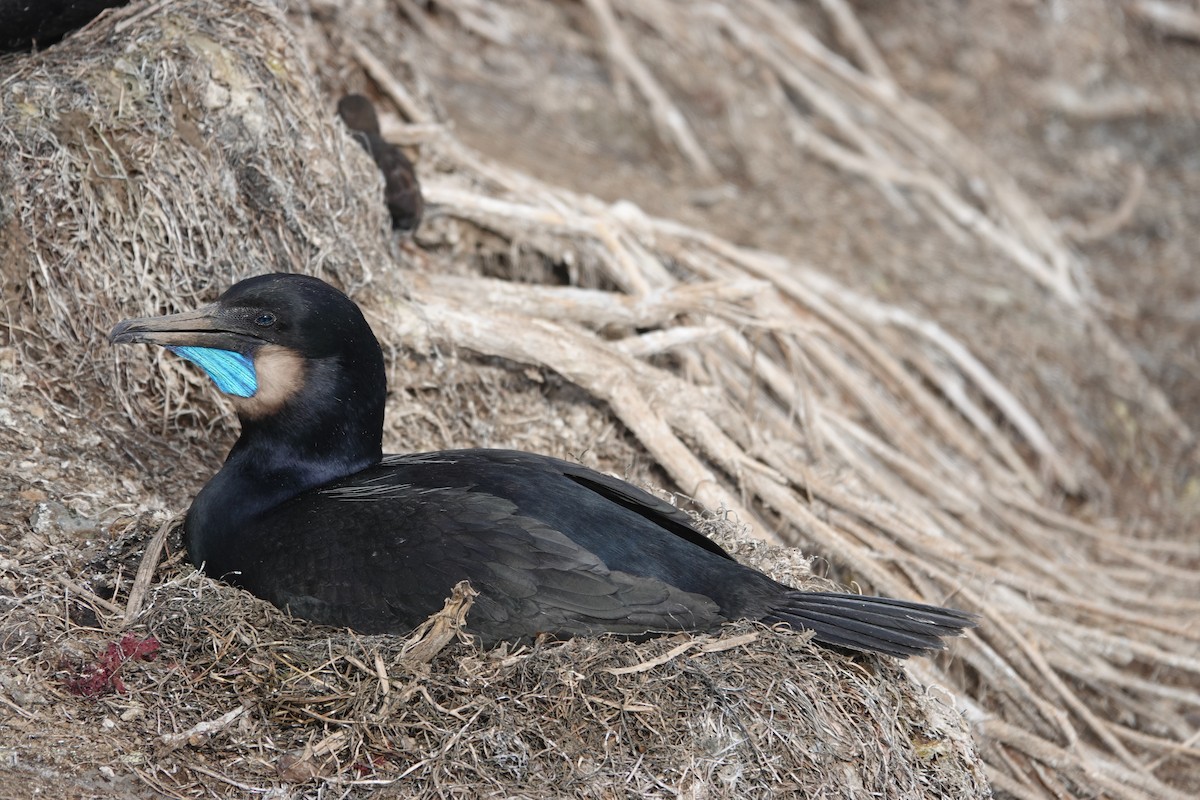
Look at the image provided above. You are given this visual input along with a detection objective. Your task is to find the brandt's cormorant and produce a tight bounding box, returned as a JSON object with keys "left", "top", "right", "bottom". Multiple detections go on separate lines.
{"left": 109, "top": 274, "right": 975, "bottom": 657}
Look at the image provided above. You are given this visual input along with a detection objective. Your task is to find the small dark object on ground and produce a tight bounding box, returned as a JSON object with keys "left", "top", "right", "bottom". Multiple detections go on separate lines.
{"left": 337, "top": 93, "right": 425, "bottom": 233}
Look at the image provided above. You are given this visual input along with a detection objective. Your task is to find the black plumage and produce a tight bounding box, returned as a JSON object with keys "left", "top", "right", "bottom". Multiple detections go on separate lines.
{"left": 109, "top": 274, "right": 975, "bottom": 657}
{"left": 0, "top": 0, "right": 130, "bottom": 53}
{"left": 337, "top": 94, "right": 424, "bottom": 234}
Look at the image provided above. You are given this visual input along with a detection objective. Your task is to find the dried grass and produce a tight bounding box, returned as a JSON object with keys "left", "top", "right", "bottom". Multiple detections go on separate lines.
{"left": 0, "top": 518, "right": 984, "bottom": 798}
{"left": 0, "top": 0, "right": 1197, "bottom": 798}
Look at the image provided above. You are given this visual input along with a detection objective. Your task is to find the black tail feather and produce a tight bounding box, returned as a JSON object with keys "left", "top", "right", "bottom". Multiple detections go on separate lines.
{"left": 766, "top": 592, "right": 977, "bottom": 658}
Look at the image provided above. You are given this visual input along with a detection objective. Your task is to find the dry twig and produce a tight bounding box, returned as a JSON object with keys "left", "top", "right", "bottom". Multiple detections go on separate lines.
{"left": 583, "top": 0, "right": 718, "bottom": 179}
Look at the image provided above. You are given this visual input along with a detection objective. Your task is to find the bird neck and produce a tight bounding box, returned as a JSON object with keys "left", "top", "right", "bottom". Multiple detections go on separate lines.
{"left": 235, "top": 351, "right": 383, "bottom": 474}
{"left": 185, "top": 359, "right": 385, "bottom": 573}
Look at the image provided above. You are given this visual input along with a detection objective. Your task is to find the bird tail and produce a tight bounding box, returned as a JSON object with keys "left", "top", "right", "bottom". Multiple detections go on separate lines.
{"left": 766, "top": 592, "right": 977, "bottom": 658}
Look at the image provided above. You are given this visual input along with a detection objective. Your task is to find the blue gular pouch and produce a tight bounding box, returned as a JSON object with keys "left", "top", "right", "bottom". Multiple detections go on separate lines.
{"left": 167, "top": 346, "right": 258, "bottom": 398}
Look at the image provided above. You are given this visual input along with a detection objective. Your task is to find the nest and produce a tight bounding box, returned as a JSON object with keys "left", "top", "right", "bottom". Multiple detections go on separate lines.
{"left": 1, "top": 0, "right": 1197, "bottom": 798}
{"left": 5, "top": 520, "right": 978, "bottom": 798}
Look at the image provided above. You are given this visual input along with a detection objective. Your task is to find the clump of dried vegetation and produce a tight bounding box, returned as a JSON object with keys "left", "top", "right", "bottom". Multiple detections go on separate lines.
{"left": 1, "top": 0, "right": 1197, "bottom": 798}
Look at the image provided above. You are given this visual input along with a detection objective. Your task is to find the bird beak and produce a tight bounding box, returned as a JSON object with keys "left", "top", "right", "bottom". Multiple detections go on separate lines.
{"left": 109, "top": 304, "right": 253, "bottom": 353}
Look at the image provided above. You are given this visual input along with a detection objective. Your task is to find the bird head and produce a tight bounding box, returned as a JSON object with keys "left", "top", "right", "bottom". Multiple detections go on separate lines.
{"left": 109, "top": 273, "right": 386, "bottom": 424}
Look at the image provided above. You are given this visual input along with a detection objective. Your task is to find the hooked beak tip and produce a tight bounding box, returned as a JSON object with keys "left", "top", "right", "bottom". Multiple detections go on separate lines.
{"left": 108, "top": 319, "right": 139, "bottom": 345}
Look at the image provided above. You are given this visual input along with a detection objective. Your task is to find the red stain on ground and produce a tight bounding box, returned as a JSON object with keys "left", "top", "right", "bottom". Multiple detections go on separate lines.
{"left": 61, "top": 634, "right": 160, "bottom": 697}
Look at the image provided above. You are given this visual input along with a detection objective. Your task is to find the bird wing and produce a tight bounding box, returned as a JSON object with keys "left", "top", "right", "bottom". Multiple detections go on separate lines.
{"left": 554, "top": 461, "right": 736, "bottom": 561}
{"left": 233, "top": 479, "right": 727, "bottom": 644}
{"left": 381, "top": 450, "right": 736, "bottom": 561}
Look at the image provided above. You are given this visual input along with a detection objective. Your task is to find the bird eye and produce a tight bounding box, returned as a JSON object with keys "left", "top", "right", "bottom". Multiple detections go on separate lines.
{"left": 254, "top": 312, "right": 277, "bottom": 327}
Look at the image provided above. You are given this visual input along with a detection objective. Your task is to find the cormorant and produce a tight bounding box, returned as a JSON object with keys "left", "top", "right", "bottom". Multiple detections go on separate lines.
{"left": 337, "top": 94, "right": 424, "bottom": 234}
{"left": 109, "top": 274, "right": 976, "bottom": 657}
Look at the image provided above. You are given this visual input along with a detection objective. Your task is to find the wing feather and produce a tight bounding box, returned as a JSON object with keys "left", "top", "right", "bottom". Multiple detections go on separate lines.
{"left": 232, "top": 477, "right": 727, "bottom": 644}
